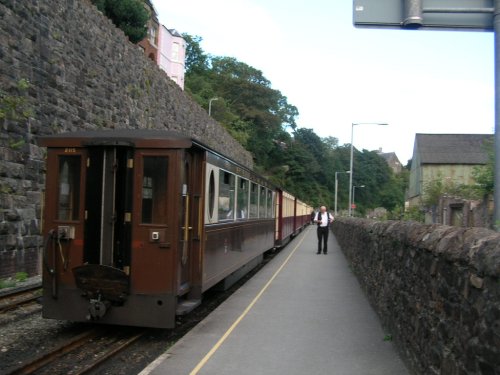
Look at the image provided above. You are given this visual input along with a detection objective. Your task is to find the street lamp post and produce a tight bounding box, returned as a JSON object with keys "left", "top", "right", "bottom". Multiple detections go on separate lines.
{"left": 334, "top": 170, "right": 350, "bottom": 216}
{"left": 352, "top": 185, "right": 365, "bottom": 216}
{"left": 348, "top": 122, "right": 388, "bottom": 216}
{"left": 208, "top": 97, "right": 219, "bottom": 116}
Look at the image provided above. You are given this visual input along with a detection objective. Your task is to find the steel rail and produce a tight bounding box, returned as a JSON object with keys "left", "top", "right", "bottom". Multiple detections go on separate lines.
{"left": 0, "top": 286, "right": 42, "bottom": 313}
{"left": 75, "top": 331, "right": 146, "bottom": 375}
{"left": 9, "top": 329, "right": 102, "bottom": 375}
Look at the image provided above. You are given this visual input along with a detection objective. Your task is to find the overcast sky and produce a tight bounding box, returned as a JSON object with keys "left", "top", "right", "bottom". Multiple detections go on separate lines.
{"left": 153, "top": 0, "right": 494, "bottom": 164}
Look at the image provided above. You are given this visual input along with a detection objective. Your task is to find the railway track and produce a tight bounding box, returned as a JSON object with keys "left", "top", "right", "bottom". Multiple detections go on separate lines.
{"left": 0, "top": 285, "right": 42, "bottom": 314}
{"left": 8, "top": 326, "right": 146, "bottom": 375}
{"left": 0, "top": 249, "right": 283, "bottom": 375}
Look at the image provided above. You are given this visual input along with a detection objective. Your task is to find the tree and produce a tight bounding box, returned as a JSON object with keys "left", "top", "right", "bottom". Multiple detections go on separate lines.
{"left": 181, "top": 33, "right": 406, "bottom": 211}
{"left": 182, "top": 34, "right": 210, "bottom": 75}
{"left": 92, "top": 0, "right": 149, "bottom": 43}
{"left": 472, "top": 137, "right": 494, "bottom": 196}
{"left": 322, "top": 136, "right": 339, "bottom": 150}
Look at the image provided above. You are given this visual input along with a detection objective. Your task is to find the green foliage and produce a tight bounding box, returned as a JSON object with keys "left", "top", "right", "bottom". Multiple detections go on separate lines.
{"left": 15, "top": 272, "right": 28, "bottom": 282}
{"left": 0, "top": 78, "right": 33, "bottom": 122}
{"left": 402, "top": 205, "right": 425, "bottom": 222}
{"left": 182, "top": 33, "right": 406, "bottom": 211}
{"left": 92, "top": 0, "right": 148, "bottom": 43}
{"left": 472, "top": 137, "right": 494, "bottom": 196}
{"left": 183, "top": 34, "right": 210, "bottom": 75}
{"left": 0, "top": 278, "right": 16, "bottom": 289}
{"left": 414, "top": 139, "right": 492, "bottom": 218}
{"left": 17, "top": 78, "right": 30, "bottom": 91}
{"left": 0, "top": 272, "right": 28, "bottom": 289}
{"left": 9, "top": 138, "right": 26, "bottom": 150}
{"left": 422, "top": 174, "right": 482, "bottom": 209}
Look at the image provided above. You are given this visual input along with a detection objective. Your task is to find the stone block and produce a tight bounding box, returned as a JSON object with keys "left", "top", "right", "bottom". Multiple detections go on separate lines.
{"left": 470, "top": 274, "right": 484, "bottom": 289}
{"left": 4, "top": 209, "right": 20, "bottom": 221}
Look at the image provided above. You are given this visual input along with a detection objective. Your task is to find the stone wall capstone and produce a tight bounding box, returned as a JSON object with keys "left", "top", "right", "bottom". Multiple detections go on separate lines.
{"left": 332, "top": 218, "right": 500, "bottom": 375}
{"left": 0, "top": 0, "right": 253, "bottom": 279}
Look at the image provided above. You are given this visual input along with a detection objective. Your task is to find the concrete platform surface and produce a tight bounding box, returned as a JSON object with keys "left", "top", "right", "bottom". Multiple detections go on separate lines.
{"left": 140, "top": 226, "right": 409, "bottom": 375}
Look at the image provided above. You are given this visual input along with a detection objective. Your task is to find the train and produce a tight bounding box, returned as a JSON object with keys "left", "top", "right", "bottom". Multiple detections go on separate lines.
{"left": 39, "top": 129, "right": 312, "bottom": 328}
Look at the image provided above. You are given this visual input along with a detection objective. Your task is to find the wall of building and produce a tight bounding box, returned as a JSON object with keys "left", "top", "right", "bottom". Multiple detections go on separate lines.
{"left": 332, "top": 218, "right": 500, "bottom": 375}
{"left": 409, "top": 163, "right": 480, "bottom": 204}
{"left": 408, "top": 148, "right": 421, "bottom": 200}
{"left": 0, "top": 0, "right": 252, "bottom": 279}
{"left": 422, "top": 164, "right": 478, "bottom": 186}
{"left": 158, "top": 26, "right": 185, "bottom": 89}
{"left": 437, "top": 195, "right": 493, "bottom": 229}
{"left": 137, "top": 4, "right": 159, "bottom": 63}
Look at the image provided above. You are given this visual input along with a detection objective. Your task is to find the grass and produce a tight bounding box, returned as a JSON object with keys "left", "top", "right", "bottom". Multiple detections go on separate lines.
{"left": 15, "top": 272, "right": 28, "bottom": 282}
{"left": 0, "top": 272, "right": 29, "bottom": 289}
{"left": 0, "top": 278, "right": 17, "bottom": 289}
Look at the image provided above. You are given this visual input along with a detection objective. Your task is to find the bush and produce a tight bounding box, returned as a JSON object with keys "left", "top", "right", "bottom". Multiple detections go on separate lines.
{"left": 403, "top": 206, "right": 425, "bottom": 222}
{"left": 15, "top": 272, "right": 28, "bottom": 282}
{"left": 0, "top": 278, "right": 16, "bottom": 289}
{"left": 92, "top": 0, "right": 149, "bottom": 43}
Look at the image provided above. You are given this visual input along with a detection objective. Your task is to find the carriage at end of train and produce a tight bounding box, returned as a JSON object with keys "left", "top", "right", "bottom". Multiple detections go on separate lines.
{"left": 39, "top": 129, "right": 312, "bottom": 328}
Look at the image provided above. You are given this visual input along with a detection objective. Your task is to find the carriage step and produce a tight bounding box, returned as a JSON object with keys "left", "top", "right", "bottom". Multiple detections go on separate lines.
{"left": 176, "top": 299, "right": 201, "bottom": 315}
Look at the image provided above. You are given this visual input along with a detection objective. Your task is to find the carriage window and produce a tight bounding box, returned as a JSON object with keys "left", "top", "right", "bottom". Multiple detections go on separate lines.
{"left": 236, "top": 178, "right": 249, "bottom": 219}
{"left": 249, "top": 182, "right": 258, "bottom": 219}
{"left": 259, "top": 186, "right": 267, "bottom": 218}
{"left": 58, "top": 156, "right": 81, "bottom": 221}
{"left": 266, "top": 190, "right": 274, "bottom": 218}
{"left": 142, "top": 157, "right": 168, "bottom": 224}
{"left": 208, "top": 170, "right": 215, "bottom": 220}
{"left": 218, "top": 171, "right": 235, "bottom": 221}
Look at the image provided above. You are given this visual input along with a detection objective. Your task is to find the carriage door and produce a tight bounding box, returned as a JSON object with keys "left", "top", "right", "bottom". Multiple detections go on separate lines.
{"left": 179, "top": 149, "right": 203, "bottom": 297}
{"left": 178, "top": 152, "right": 192, "bottom": 295}
{"left": 83, "top": 147, "right": 133, "bottom": 270}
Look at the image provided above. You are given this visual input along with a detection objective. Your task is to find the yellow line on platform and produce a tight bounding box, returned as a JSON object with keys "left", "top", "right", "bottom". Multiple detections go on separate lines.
{"left": 189, "top": 228, "right": 310, "bottom": 375}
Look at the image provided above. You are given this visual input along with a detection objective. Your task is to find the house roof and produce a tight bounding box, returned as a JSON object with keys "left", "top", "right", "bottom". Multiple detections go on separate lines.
{"left": 415, "top": 133, "right": 493, "bottom": 164}
{"left": 379, "top": 152, "right": 400, "bottom": 163}
{"left": 168, "top": 28, "right": 183, "bottom": 38}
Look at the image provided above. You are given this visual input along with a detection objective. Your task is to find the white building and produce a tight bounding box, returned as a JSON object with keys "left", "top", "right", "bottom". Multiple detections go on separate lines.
{"left": 157, "top": 26, "right": 186, "bottom": 90}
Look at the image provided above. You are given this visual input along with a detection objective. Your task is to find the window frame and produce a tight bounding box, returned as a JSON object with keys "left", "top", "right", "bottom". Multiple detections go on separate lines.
{"left": 217, "top": 169, "right": 236, "bottom": 222}
{"left": 236, "top": 177, "right": 249, "bottom": 220}
{"left": 140, "top": 155, "right": 169, "bottom": 225}
{"left": 259, "top": 185, "right": 267, "bottom": 218}
{"left": 56, "top": 154, "right": 83, "bottom": 222}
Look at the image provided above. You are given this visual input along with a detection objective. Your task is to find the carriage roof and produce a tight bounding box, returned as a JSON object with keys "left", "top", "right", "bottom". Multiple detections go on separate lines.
{"left": 38, "top": 129, "right": 193, "bottom": 149}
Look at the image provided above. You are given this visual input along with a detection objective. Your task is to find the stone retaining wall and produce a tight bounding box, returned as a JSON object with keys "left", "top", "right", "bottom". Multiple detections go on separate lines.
{"left": 0, "top": 0, "right": 252, "bottom": 278}
{"left": 332, "top": 218, "right": 500, "bottom": 375}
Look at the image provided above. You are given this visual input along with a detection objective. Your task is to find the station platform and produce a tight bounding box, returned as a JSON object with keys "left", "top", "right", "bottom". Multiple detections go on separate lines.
{"left": 140, "top": 226, "right": 409, "bottom": 375}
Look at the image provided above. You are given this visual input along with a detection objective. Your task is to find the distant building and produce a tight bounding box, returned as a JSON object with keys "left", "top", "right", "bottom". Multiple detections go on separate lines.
{"left": 137, "top": 0, "right": 159, "bottom": 62}
{"left": 137, "top": 1, "right": 185, "bottom": 90}
{"left": 157, "top": 26, "right": 186, "bottom": 90}
{"left": 407, "top": 133, "right": 493, "bottom": 208}
{"left": 376, "top": 149, "right": 402, "bottom": 174}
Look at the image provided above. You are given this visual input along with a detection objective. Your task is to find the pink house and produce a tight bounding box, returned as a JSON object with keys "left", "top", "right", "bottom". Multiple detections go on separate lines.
{"left": 157, "top": 26, "right": 186, "bottom": 90}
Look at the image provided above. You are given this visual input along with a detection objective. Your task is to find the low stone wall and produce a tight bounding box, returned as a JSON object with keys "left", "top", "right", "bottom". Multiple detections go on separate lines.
{"left": 332, "top": 218, "right": 500, "bottom": 375}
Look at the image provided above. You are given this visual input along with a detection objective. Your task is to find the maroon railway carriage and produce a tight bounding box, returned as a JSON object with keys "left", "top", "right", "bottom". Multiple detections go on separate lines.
{"left": 275, "top": 190, "right": 312, "bottom": 247}
{"left": 294, "top": 199, "right": 312, "bottom": 232}
{"left": 39, "top": 129, "right": 279, "bottom": 328}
